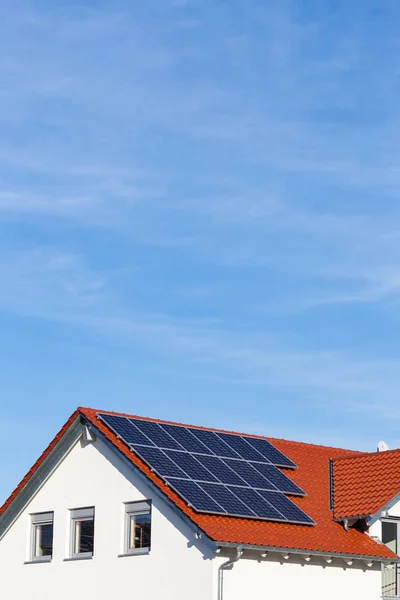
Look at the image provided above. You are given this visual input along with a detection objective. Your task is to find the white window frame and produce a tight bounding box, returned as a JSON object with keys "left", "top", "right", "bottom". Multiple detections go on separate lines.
{"left": 30, "top": 512, "right": 54, "bottom": 562}
{"left": 69, "top": 507, "right": 95, "bottom": 559}
{"left": 123, "top": 500, "right": 151, "bottom": 556}
{"left": 382, "top": 518, "right": 400, "bottom": 599}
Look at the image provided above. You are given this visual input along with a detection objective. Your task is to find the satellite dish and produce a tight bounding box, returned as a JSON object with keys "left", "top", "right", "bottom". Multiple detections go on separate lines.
{"left": 377, "top": 441, "right": 389, "bottom": 452}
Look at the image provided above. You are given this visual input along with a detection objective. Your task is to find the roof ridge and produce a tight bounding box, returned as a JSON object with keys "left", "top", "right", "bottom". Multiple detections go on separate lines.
{"left": 332, "top": 447, "right": 400, "bottom": 463}
{"left": 265, "top": 437, "right": 361, "bottom": 454}
{"left": 78, "top": 407, "right": 362, "bottom": 454}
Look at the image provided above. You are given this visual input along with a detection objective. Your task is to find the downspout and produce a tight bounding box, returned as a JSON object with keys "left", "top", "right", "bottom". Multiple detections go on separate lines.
{"left": 218, "top": 546, "right": 243, "bottom": 600}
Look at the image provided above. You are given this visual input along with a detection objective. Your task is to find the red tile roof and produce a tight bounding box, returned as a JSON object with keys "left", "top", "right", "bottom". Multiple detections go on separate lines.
{"left": 0, "top": 407, "right": 397, "bottom": 560}
{"left": 333, "top": 449, "right": 400, "bottom": 519}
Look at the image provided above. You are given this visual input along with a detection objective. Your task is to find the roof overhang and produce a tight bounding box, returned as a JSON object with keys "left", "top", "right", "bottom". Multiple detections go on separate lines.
{"left": 215, "top": 542, "right": 400, "bottom": 565}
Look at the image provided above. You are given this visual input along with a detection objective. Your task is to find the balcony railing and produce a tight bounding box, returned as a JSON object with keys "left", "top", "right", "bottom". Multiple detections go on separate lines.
{"left": 382, "top": 564, "right": 400, "bottom": 599}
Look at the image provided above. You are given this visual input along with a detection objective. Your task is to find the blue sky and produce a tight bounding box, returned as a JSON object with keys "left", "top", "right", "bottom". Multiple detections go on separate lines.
{"left": 2, "top": 0, "right": 400, "bottom": 503}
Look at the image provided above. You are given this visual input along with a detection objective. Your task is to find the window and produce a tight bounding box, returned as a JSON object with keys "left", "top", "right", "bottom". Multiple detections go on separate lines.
{"left": 124, "top": 501, "right": 151, "bottom": 555}
{"left": 31, "top": 512, "right": 54, "bottom": 562}
{"left": 382, "top": 519, "right": 400, "bottom": 598}
{"left": 70, "top": 507, "right": 95, "bottom": 559}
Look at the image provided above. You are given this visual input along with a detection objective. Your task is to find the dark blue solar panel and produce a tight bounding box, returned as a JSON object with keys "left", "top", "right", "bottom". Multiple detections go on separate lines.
{"left": 165, "top": 478, "right": 225, "bottom": 514}
{"left": 160, "top": 424, "right": 214, "bottom": 455}
{"left": 216, "top": 433, "right": 269, "bottom": 463}
{"left": 223, "top": 458, "right": 278, "bottom": 490}
{"left": 228, "top": 487, "right": 284, "bottom": 520}
{"left": 257, "top": 490, "right": 314, "bottom": 524}
{"left": 99, "top": 414, "right": 155, "bottom": 446}
{"left": 189, "top": 428, "right": 241, "bottom": 458}
{"left": 245, "top": 436, "right": 296, "bottom": 468}
{"left": 131, "top": 446, "right": 187, "bottom": 479}
{"left": 196, "top": 455, "right": 246, "bottom": 486}
{"left": 251, "top": 463, "right": 304, "bottom": 496}
{"left": 97, "top": 412, "right": 313, "bottom": 525}
{"left": 164, "top": 450, "right": 219, "bottom": 482}
{"left": 132, "top": 419, "right": 183, "bottom": 450}
{"left": 200, "top": 482, "right": 255, "bottom": 516}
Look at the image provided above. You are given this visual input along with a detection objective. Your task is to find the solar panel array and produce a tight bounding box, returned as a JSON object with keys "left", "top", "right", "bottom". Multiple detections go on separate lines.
{"left": 97, "top": 413, "right": 315, "bottom": 525}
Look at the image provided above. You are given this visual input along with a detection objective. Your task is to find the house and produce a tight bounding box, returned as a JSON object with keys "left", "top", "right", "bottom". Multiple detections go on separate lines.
{"left": 0, "top": 406, "right": 399, "bottom": 600}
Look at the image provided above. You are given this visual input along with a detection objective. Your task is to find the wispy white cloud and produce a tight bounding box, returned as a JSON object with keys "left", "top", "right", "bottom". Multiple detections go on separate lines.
{"left": 0, "top": 247, "right": 109, "bottom": 317}
{"left": 1, "top": 0, "right": 397, "bottom": 194}
{"left": 2, "top": 173, "right": 400, "bottom": 310}
{"left": 1, "top": 245, "right": 400, "bottom": 426}
{"left": 0, "top": 189, "right": 96, "bottom": 215}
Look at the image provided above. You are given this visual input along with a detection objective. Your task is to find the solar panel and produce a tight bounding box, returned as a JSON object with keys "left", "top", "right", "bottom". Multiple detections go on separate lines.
{"left": 160, "top": 423, "right": 213, "bottom": 455}
{"left": 244, "top": 436, "right": 296, "bottom": 468}
{"left": 200, "top": 482, "right": 255, "bottom": 516}
{"left": 251, "top": 463, "right": 304, "bottom": 496}
{"left": 215, "top": 433, "right": 269, "bottom": 462}
{"left": 228, "top": 486, "right": 285, "bottom": 520}
{"left": 163, "top": 450, "right": 219, "bottom": 483}
{"left": 131, "top": 445, "right": 187, "bottom": 479}
{"left": 195, "top": 455, "right": 246, "bottom": 486}
{"left": 189, "top": 428, "right": 241, "bottom": 458}
{"left": 223, "top": 458, "right": 278, "bottom": 490}
{"left": 257, "top": 490, "right": 315, "bottom": 525}
{"left": 132, "top": 419, "right": 182, "bottom": 450}
{"left": 97, "top": 412, "right": 314, "bottom": 525}
{"left": 166, "top": 478, "right": 224, "bottom": 513}
{"left": 99, "top": 414, "right": 155, "bottom": 447}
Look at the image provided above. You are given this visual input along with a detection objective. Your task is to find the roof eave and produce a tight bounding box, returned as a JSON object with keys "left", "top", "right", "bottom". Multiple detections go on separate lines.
{"left": 216, "top": 541, "right": 399, "bottom": 563}
{"left": 334, "top": 514, "right": 371, "bottom": 522}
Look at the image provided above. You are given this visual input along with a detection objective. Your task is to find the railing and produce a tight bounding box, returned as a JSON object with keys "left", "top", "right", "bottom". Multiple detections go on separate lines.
{"left": 382, "top": 564, "right": 400, "bottom": 599}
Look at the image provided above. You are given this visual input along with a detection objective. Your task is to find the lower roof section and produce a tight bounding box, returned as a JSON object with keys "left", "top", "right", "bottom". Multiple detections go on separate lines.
{"left": 333, "top": 449, "right": 400, "bottom": 520}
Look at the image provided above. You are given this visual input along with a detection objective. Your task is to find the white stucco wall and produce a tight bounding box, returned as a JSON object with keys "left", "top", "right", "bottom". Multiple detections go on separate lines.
{"left": 215, "top": 551, "right": 382, "bottom": 600}
{"left": 388, "top": 500, "right": 400, "bottom": 519}
{"left": 0, "top": 435, "right": 214, "bottom": 600}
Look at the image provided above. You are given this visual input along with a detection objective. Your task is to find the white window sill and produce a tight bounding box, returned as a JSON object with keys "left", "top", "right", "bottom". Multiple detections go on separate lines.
{"left": 24, "top": 558, "right": 52, "bottom": 565}
{"left": 118, "top": 548, "right": 150, "bottom": 557}
{"left": 63, "top": 555, "right": 93, "bottom": 562}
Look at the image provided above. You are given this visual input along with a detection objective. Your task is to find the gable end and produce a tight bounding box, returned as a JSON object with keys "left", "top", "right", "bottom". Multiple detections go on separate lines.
{"left": 0, "top": 415, "right": 83, "bottom": 539}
